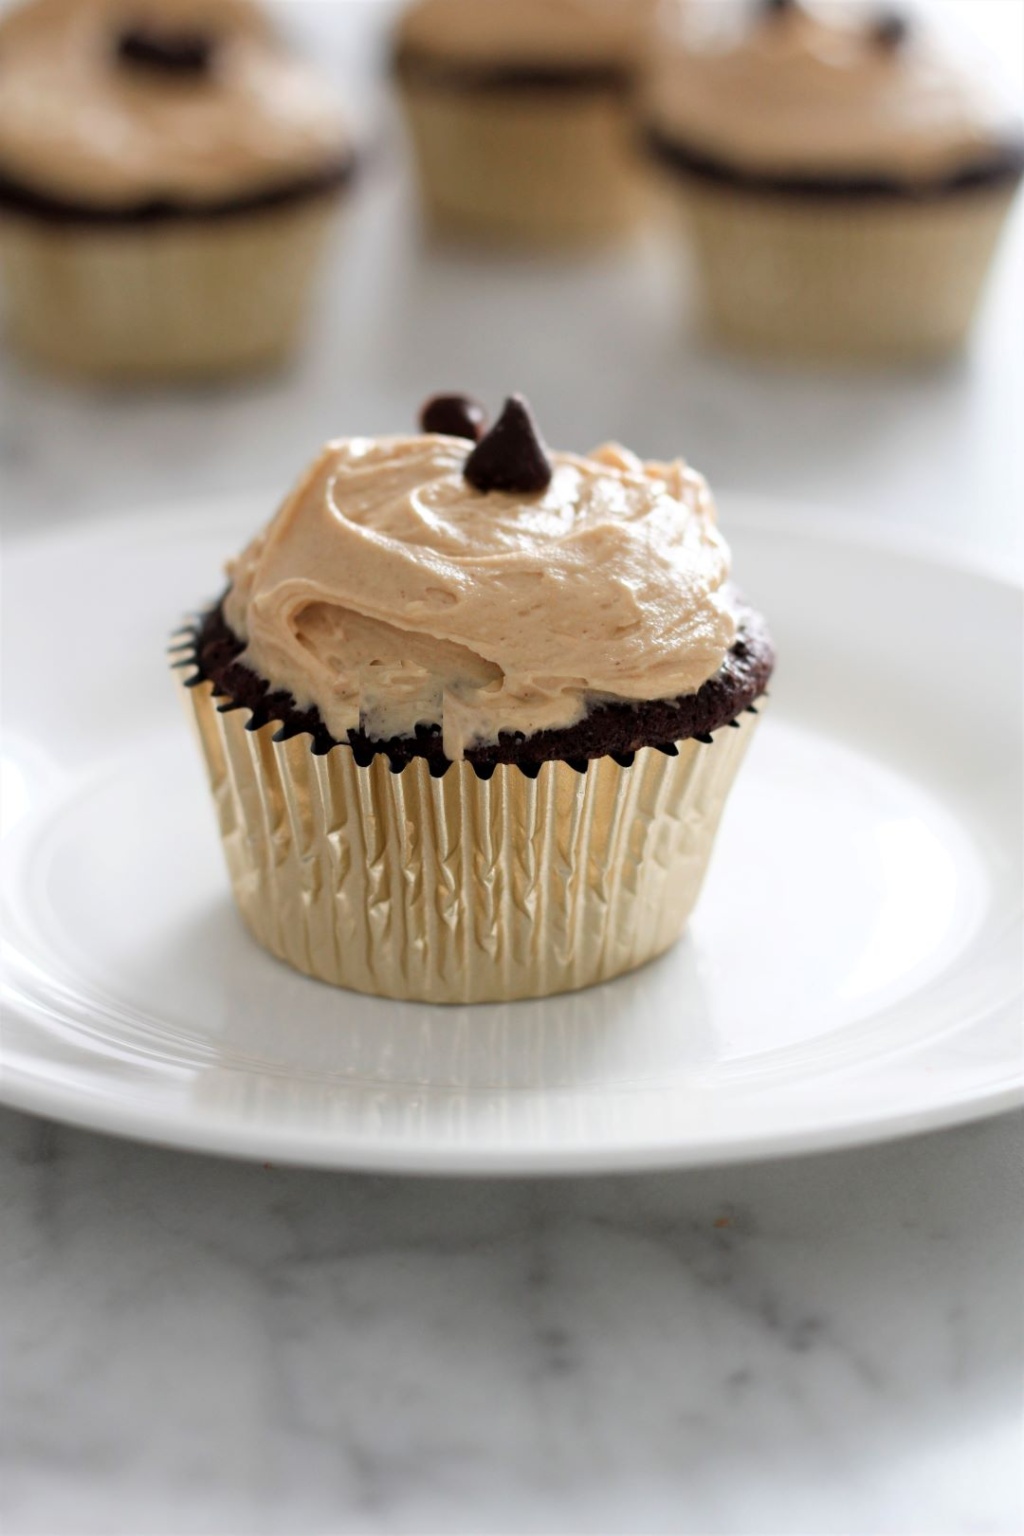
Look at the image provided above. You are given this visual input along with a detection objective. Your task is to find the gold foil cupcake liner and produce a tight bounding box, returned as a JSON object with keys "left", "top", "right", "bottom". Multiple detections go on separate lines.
{"left": 0, "top": 198, "right": 342, "bottom": 380}
{"left": 398, "top": 82, "right": 644, "bottom": 247}
{"left": 180, "top": 672, "right": 760, "bottom": 1004}
{"left": 669, "top": 181, "right": 1017, "bottom": 362}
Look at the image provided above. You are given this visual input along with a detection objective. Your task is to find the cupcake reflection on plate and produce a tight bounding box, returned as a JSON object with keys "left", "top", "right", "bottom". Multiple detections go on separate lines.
{"left": 175, "top": 393, "right": 774, "bottom": 1005}
{"left": 643, "top": 0, "right": 1024, "bottom": 362}
{"left": 393, "top": 0, "right": 656, "bottom": 247}
{"left": 0, "top": 0, "right": 356, "bottom": 380}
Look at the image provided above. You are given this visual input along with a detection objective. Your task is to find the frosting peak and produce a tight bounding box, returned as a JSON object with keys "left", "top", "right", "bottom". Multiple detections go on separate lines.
{"left": 645, "top": 1, "right": 1022, "bottom": 181}
{"left": 395, "top": 0, "right": 657, "bottom": 72}
{"left": 224, "top": 434, "right": 738, "bottom": 761}
{"left": 0, "top": 0, "right": 350, "bottom": 208}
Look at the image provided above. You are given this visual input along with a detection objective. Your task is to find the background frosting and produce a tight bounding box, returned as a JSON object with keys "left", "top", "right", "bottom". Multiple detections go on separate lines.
{"left": 645, "top": 1, "right": 1021, "bottom": 180}
{"left": 395, "top": 0, "right": 656, "bottom": 71}
{"left": 0, "top": 0, "right": 349, "bottom": 205}
{"left": 224, "top": 434, "right": 738, "bottom": 761}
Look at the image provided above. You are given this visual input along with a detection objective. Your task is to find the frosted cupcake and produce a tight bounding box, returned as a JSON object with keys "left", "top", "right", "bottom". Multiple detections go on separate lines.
{"left": 175, "top": 393, "right": 774, "bottom": 1004}
{"left": 393, "top": 0, "right": 653, "bottom": 246}
{"left": 0, "top": 0, "right": 354, "bottom": 379}
{"left": 643, "top": 0, "right": 1024, "bottom": 361}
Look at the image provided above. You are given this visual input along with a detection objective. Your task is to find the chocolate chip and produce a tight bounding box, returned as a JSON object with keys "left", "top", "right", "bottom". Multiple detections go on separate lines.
{"left": 870, "top": 10, "right": 910, "bottom": 50}
{"left": 419, "top": 393, "right": 488, "bottom": 442}
{"left": 117, "top": 26, "right": 214, "bottom": 76}
{"left": 463, "top": 395, "right": 553, "bottom": 495}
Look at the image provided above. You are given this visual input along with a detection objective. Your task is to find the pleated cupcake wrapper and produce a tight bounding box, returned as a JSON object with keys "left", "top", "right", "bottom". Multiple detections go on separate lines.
{"left": 179, "top": 664, "right": 760, "bottom": 1004}
{"left": 0, "top": 197, "right": 342, "bottom": 380}
{"left": 667, "top": 180, "right": 1017, "bottom": 362}
{"left": 398, "top": 81, "right": 644, "bottom": 247}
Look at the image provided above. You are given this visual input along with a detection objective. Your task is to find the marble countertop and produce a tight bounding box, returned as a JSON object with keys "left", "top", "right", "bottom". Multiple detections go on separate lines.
{"left": 2, "top": 1108, "right": 1021, "bottom": 1536}
{"left": 2, "top": 4, "right": 1023, "bottom": 1533}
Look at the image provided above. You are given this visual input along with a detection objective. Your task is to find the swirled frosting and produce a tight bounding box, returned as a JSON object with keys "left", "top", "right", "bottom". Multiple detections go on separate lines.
{"left": 223, "top": 435, "right": 738, "bottom": 761}
{"left": 395, "top": 0, "right": 657, "bottom": 72}
{"left": 645, "top": 2, "right": 1021, "bottom": 181}
{"left": 0, "top": 0, "right": 349, "bottom": 207}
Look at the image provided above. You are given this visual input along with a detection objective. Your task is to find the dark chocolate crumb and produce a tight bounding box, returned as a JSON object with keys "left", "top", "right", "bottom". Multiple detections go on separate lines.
{"left": 392, "top": 43, "right": 633, "bottom": 95}
{"left": 611, "top": 751, "right": 636, "bottom": 768}
{"left": 183, "top": 594, "right": 774, "bottom": 770}
{"left": 645, "top": 124, "right": 1024, "bottom": 202}
{"left": 419, "top": 393, "right": 488, "bottom": 442}
{"left": 518, "top": 761, "right": 543, "bottom": 780}
{"left": 117, "top": 26, "right": 214, "bottom": 76}
{"left": 727, "top": 719, "right": 742, "bottom": 729}
{"left": 464, "top": 395, "right": 553, "bottom": 496}
{"left": 870, "top": 10, "right": 909, "bottom": 50}
{"left": 654, "top": 741, "right": 680, "bottom": 756}
{"left": 273, "top": 722, "right": 305, "bottom": 743}
{"left": 695, "top": 732, "right": 714, "bottom": 745}
{"left": 0, "top": 157, "right": 356, "bottom": 227}
{"left": 429, "top": 758, "right": 452, "bottom": 779}
{"left": 567, "top": 758, "right": 590, "bottom": 775}
{"left": 472, "top": 762, "right": 497, "bottom": 781}
{"left": 760, "top": 0, "right": 799, "bottom": 18}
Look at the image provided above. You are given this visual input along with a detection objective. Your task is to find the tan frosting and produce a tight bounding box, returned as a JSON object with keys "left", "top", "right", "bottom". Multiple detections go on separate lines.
{"left": 223, "top": 434, "right": 738, "bottom": 760}
{"left": 0, "top": 0, "right": 349, "bottom": 206}
{"left": 645, "top": 2, "right": 1020, "bottom": 180}
{"left": 395, "top": 0, "right": 656, "bottom": 71}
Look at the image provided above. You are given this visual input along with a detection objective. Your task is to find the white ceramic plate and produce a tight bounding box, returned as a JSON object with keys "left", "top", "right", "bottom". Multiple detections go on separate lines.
{"left": 2, "top": 501, "right": 1021, "bottom": 1174}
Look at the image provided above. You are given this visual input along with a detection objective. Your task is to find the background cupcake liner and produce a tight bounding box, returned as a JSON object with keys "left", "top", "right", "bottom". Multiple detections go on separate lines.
{"left": 183, "top": 675, "right": 760, "bottom": 1005}
{"left": 670, "top": 182, "right": 1017, "bottom": 362}
{"left": 0, "top": 198, "right": 342, "bottom": 380}
{"left": 398, "top": 83, "right": 643, "bottom": 246}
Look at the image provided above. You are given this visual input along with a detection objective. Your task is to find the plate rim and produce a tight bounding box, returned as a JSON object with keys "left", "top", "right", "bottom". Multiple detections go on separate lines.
{"left": 0, "top": 1066, "right": 1021, "bottom": 1175}
{"left": 2, "top": 497, "right": 1022, "bottom": 1174}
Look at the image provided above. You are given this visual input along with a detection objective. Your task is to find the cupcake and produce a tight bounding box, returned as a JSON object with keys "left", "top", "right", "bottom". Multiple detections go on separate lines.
{"left": 175, "top": 393, "right": 774, "bottom": 1005}
{"left": 0, "top": 0, "right": 355, "bottom": 379}
{"left": 393, "top": 0, "right": 653, "bottom": 246}
{"left": 642, "top": 0, "right": 1024, "bottom": 362}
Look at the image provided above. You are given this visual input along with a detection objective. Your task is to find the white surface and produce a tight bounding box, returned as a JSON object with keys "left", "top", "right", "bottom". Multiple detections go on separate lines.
{"left": 3, "top": 502, "right": 1022, "bottom": 1175}
{"left": 0, "top": 1109, "right": 1021, "bottom": 1536}
{"left": 2, "top": 2, "right": 1023, "bottom": 1532}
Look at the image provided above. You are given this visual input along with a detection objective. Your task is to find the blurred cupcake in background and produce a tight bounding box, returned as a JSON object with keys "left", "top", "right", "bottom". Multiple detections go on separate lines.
{"left": 642, "top": 0, "right": 1024, "bottom": 362}
{"left": 0, "top": 0, "right": 355, "bottom": 380}
{"left": 393, "top": 0, "right": 656, "bottom": 247}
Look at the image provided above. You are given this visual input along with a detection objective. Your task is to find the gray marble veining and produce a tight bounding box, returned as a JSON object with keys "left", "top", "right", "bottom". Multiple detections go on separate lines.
{"left": 2, "top": 1108, "right": 1022, "bottom": 1536}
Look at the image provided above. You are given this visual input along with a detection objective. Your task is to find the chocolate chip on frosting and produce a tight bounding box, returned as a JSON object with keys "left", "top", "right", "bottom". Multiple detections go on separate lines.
{"left": 418, "top": 393, "right": 488, "bottom": 442}
{"left": 117, "top": 25, "right": 215, "bottom": 76}
{"left": 870, "top": 10, "right": 910, "bottom": 51}
{"left": 463, "top": 395, "right": 553, "bottom": 495}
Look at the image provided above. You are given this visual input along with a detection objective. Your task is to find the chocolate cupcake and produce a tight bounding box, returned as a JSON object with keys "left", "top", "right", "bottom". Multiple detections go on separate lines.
{"left": 0, "top": 0, "right": 355, "bottom": 379}
{"left": 642, "top": 1, "right": 1024, "bottom": 361}
{"left": 175, "top": 394, "right": 774, "bottom": 1005}
{"left": 393, "top": 0, "right": 654, "bottom": 246}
